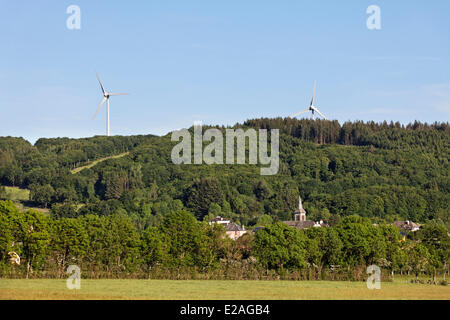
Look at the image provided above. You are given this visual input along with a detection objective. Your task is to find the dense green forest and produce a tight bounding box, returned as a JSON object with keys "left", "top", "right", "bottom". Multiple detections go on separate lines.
{"left": 0, "top": 119, "right": 448, "bottom": 229}
{"left": 0, "top": 119, "right": 449, "bottom": 280}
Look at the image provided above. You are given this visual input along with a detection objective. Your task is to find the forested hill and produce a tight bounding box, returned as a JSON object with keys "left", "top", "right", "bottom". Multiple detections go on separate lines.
{"left": 244, "top": 118, "right": 449, "bottom": 150}
{"left": 0, "top": 119, "right": 448, "bottom": 230}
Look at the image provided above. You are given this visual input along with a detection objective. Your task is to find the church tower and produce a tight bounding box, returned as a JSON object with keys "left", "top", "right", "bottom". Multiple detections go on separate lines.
{"left": 294, "top": 196, "right": 307, "bottom": 222}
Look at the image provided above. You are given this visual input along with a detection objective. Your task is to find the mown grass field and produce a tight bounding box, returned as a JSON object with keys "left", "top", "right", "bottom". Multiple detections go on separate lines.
{"left": 0, "top": 279, "right": 449, "bottom": 300}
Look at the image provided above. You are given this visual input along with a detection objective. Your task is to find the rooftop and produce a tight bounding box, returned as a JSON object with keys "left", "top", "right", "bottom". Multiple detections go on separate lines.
{"left": 393, "top": 221, "right": 420, "bottom": 231}
{"left": 209, "top": 216, "right": 231, "bottom": 224}
{"left": 226, "top": 222, "right": 245, "bottom": 232}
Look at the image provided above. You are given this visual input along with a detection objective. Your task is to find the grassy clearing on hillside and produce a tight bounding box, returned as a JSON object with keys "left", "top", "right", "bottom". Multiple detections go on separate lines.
{"left": 3, "top": 186, "right": 29, "bottom": 201}
{"left": 19, "top": 204, "right": 50, "bottom": 214}
{"left": 0, "top": 279, "right": 448, "bottom": 300}
{"left": 70, "top": 152, "right": 130, "bottom": 174}
{"left": 1, "top": 187, "right": 50, "bottom": 214}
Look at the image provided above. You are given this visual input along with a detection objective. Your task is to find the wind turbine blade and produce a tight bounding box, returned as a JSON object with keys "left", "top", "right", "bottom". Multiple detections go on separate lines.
{"left": 291, "top": 109, "right": 310, "bottom": 118}
{"left": 310, "top": 80, "right": 317, "bottom": 107}
{"left": 95, "top": 71, "right": 106, "bottom": 95}
{"left": 315, "top": 108, "right": 327, "bottom": 120}
{"left": 108, "top": 93, "right": 129, "bottom": 96}
{"left": 92, "top": 97, "right": 107, "bottom": 119}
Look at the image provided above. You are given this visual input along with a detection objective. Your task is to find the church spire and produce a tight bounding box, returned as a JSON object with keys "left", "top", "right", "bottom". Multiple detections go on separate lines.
{"left": 298, "top": 196, "right": 303, "bottom": 211}
{"left": 294, "top": 195, "right": 307, "bottom": 222}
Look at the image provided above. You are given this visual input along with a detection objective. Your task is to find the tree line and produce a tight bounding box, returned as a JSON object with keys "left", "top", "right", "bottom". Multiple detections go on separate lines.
{"left": 1, "top": 200, "right": 448, "bottom": 282}
{"left": 244, "top": 118, "right": 448, "bottom": 150}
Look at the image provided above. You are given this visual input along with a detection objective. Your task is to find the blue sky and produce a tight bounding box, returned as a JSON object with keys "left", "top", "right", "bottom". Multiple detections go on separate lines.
{"left": 0, "top": 0, "right": 449, "bottom": 143}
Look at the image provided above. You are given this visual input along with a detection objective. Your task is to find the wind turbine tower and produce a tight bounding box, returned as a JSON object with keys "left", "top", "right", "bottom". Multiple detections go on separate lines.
{"left": 93, "top": 72, "right": 128, "bottom": 136}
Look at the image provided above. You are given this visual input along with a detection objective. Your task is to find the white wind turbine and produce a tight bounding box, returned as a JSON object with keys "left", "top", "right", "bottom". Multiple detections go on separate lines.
{"left": 292, "top": 81, "right": 327, "bottom": 120}
{"left": 93, "top": 72, "right": 128, "bottom": 136}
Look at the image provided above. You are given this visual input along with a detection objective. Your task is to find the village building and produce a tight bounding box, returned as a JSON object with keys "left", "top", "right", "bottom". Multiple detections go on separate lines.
{"left": 209, "top": 216, "right": 247, "bottom": 240}
{"left": 252, "top": 226, "right": 265, "bottom": 233}
{"left": 393, "top": 220, "right": 420, "bottom": 232}
{"left": 283, "top": 196, "right": 327, "bottom": 231}
{"left": 209, "top": 216, "right": 231, "bottom": 225}
{"left": 225, "top": 222, "right": 247, "bottom": 240}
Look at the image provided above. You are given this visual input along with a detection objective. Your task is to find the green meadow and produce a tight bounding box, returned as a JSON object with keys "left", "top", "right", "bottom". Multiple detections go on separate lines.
{"left": 0, "top": 279, "right": 448, "bottom": 300}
